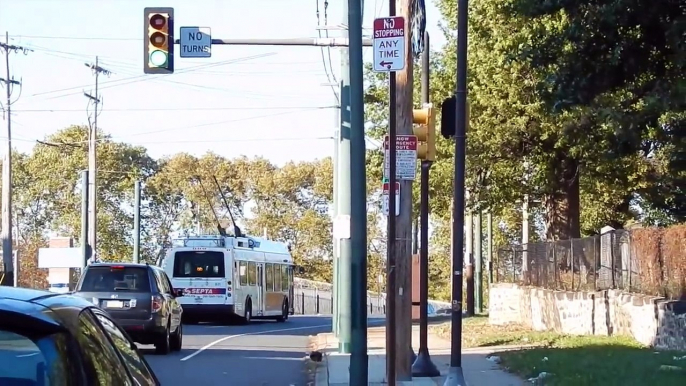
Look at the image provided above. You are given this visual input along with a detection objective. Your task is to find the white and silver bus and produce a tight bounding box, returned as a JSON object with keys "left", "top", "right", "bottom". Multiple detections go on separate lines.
{"left": 160, "top": 234, "right": 297, "bottom": 324}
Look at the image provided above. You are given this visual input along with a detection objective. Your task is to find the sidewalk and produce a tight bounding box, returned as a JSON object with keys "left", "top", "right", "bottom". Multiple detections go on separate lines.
{"left": 310, "top": 323, "right": 526, "bottom": 385}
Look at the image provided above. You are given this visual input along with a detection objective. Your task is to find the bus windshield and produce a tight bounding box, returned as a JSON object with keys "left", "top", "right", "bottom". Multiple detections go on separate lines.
{"left": 173, "top": 251, "right": 225, "bottom": 278}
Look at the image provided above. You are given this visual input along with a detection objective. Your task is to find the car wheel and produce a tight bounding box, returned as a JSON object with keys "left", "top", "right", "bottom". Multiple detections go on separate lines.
{"left": 155, "top": 322, "right": 171, "bottom": 355}
{"left": 170, "top": 322, "right": 183, "bottom": 351}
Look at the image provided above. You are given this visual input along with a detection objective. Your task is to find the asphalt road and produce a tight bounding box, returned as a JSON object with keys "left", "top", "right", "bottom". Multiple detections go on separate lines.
{"left": 141, "top": 315, "right": 336, "bottom": 386}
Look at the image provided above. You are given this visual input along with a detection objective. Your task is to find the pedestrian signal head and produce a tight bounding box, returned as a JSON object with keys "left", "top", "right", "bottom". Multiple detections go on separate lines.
{"left": 144, "top": 7, "right": 174, "bottom": 74}
{"left": 440, "top": 95, "right": 456, "bottom": 139}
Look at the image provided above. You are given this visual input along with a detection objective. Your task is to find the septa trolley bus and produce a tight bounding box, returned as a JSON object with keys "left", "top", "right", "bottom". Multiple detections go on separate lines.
{"left": 160, "top": 234, "right": 300, "bottom": 324}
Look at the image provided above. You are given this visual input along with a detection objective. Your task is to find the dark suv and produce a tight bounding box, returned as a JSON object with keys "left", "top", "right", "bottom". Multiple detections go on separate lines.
{"left": 73, "top": 263, "right": 184, "bottom": 354}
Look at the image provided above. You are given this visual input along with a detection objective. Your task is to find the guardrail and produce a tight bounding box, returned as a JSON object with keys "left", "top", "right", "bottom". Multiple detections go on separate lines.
{"left": 292, "top": 278, "right": 451, "bottom": 316}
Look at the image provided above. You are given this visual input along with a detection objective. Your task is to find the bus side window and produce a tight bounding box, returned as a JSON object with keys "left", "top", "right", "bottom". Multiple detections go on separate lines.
{"left": 265, "top": 264, "right": 274, "bottom": 292}
{"left": 274, "top": 264, "right": 282, "bottom": 292}
{"left": 239, "top": 261, "right": 247, "bottom": 286}
{"left": 248, "top": 262, "right": 257, "bottom": 286}
{"left": 281, "top": 265, "right": 289, "bottom": 292}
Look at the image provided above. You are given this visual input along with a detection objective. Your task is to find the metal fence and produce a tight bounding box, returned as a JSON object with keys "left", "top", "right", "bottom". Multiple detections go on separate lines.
{"left": 496, "top": 230, "right": 644, "bottom": 293}
{"left": 291, "top": 291, "right": 386, "bottom": 315}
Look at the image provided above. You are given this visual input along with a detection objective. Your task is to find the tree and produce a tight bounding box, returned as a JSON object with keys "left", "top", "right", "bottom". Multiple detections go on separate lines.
{"left": 245, "top": 158, "right": 334, "bottom": 282}
{"left": 4, "top": 126, "right": 156, "bottom": 262}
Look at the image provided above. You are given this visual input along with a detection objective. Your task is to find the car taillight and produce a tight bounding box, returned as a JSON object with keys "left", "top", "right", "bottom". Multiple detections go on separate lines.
{"left": 151, "top": 295, "right": 163, "bottom": 313}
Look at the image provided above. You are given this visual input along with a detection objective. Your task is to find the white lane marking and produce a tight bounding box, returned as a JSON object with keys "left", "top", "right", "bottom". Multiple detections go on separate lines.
{"left": 16, "top": 352, "right": 39, "bottom": 358}
{"left": 180, "top": 324, "right": 331, "bottom": 361}
{"left": 180, "top": 319, "right": 386, "bottom": 362}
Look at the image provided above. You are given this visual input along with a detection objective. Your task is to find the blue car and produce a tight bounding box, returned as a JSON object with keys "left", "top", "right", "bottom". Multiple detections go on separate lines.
{"left": 0, "top": 286, "right": 161, "bottom": 386}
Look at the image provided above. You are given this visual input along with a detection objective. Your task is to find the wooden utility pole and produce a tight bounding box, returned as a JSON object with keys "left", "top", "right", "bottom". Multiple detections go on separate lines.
{"left": 0, "top": 32, "right": 31, "bottom": 286}
{"left": 394, "top": 0, "right": 415, "bottom": 380}
{"left": 83, "top": 57, "right": 110, "bottom": 257}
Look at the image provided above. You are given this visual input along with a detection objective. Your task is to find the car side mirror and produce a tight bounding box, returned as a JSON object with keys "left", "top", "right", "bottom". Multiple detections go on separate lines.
{"left": 174, "top": 289, "right": 184, "bottom": 297}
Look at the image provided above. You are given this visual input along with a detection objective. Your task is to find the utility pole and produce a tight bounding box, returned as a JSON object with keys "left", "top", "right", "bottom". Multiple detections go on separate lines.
{"left": 393, "top": 0, "right": 416, "bottom": 380}
{"left": 80, "top": 170, "right": 89, "bottom": 268}
{"left": 475, "top": 211, "right": 483, "bottom": 313}
{"left": 444, "top": 0, "right": 470, "bottom": 383}
{"left": 347, "top": 0, "right": 368, "bottom": 381}
{"left": 133, "top": 180, "right": 141, "bottom": 263}
{"left": 412, "top": 30, "right": 440, "bottom": 378}
{"left": 386, "top": 1, "right": 399, "bottom": 384}
{"left": 0, "top": 32, "right": 31, "bottom": 286}
{"left": 332, "top": 114, "right": 340, "bottom": 338}
{"left": 83, "top": 57, "right": 110, "bottom": 259}
{"left": 336, "top": 0, "right": 352, "bottom": 354}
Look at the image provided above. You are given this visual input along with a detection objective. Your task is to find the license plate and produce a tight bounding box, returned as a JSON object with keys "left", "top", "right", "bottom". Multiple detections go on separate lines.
{"left": 106, "top": 300, "right": 124, "bottom": 308}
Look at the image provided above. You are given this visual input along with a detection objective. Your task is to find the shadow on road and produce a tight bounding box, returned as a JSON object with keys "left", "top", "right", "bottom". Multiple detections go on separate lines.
{"left": 143, "top": 347, "right": 313, "bottom": 385}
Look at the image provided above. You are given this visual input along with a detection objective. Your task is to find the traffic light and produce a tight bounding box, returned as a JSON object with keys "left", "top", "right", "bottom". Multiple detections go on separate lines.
{"left": 412, "top": 103, "right": 436, "bottom": 161}
{"left": 144, "top": 7, "right": 174, "bottom": 74}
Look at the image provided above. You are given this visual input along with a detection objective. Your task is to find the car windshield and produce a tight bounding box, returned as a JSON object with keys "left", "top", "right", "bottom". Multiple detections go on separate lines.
{"left": 0, "top": 329, "right": 73, "bottom": 386}
{"left": 79, "top": 266, "right": 151, "bottom": 293}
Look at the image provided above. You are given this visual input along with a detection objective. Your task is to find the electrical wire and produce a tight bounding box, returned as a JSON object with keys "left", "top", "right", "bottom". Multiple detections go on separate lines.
{"left": 13, "top": 105, "right": 337, "bottom": 112}
{"left": 28, "top": 52, "right": 277, "bottom": 100}
{"left": 316, "top": 0, "right": 340, "bottom": 104}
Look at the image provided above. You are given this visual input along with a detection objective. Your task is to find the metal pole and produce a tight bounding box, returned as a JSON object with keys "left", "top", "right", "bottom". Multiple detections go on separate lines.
{"left": 332, "top": 118, "right": 340, "bottom": 337}
{"left": 412, "top": 30, "right": 439, "bottom": 378}
{"left": 487, "top": 212, "right": 493, "bottom": 284}
{"left": 465, "top": 210, "right": 474, "bottom": 316}
{"left": 174, "top": 37, "right": 374, "bottom": 47}
{"left": 337, "top": 0, "right": 352, "bottom": 355}
{"left": 475, "top": 211, "right": 483, "bottom": 313}
{"left": 348, "top": 0, "right": 368, "bottom": 383}
{"left": 133, "top": 180, "right": 141, "bottom": 263}
{"left": 81, "top": 170, "right": 89, "bottom": 268}
{"left": 386, "top": 0, "right": 398, "bottom": 383}
{"left": 1, "top": 32, "right": 14, "bottom": 286}
{"left": 444, "top": 0, "right": 469, "bottom": 382}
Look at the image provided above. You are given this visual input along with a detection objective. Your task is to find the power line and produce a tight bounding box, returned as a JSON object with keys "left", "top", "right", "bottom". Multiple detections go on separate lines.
{"left": 12, "top": 105, "right": 337, "bottom": 112}
{"left": 10, "top": 106, "right": 335, "bottom": 142}
{"left": 28, "top": 53, "right": 277, "bottom": 100}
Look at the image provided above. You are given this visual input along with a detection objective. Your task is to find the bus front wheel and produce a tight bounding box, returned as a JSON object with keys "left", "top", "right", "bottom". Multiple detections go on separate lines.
{"left": 243, "top": 300, "right": 252, "bottom": 324}
{"left": 276, "top": 300, "right": 288, "bottom": 322}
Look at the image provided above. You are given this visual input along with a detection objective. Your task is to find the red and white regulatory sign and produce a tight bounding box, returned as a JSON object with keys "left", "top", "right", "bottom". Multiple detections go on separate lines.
{"left": 383, "top": 134, "right": 418, "bottom": 180}
{"left": 372, "top": 16, "right": 406, "bottom": 72}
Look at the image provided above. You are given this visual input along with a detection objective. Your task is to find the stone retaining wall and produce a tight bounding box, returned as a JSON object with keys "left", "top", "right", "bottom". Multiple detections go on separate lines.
{"left": 489, "top": 283, "right": 686, "bottom": 350}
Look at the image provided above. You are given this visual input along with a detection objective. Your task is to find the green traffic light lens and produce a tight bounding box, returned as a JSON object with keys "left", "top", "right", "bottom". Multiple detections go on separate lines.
{"left": 150, "top": 50, "right": 168, "bottom": 67}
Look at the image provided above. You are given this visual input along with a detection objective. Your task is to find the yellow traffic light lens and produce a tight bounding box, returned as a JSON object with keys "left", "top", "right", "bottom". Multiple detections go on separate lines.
{"left": 150, "top": 14, "right": 166, "bottom": 30}
{"left": 150, "top": 31, "right": 166, "bottom": 48}
{"left": 150, "top": 50, "right": 168, "bottom": 67}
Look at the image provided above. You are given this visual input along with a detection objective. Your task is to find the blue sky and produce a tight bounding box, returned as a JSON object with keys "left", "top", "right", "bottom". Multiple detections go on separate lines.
{"left": 1, "top": 0, "right": 446, "bottom": 166}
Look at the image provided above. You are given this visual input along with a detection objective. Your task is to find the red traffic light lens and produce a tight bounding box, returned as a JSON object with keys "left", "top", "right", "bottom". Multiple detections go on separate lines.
{"left": 150, "top": 14, "right": 166, "bottom": 30}
{"left": 150, "top": 32, "right": 166, "bottom": 48}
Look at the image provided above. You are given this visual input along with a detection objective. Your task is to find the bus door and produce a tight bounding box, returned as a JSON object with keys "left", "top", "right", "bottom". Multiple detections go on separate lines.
{"left": 288, "top": 265, "right": 294, "bottom": 314}
{"left": 256, "top": 263, "right": 265, "bottom": 316}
